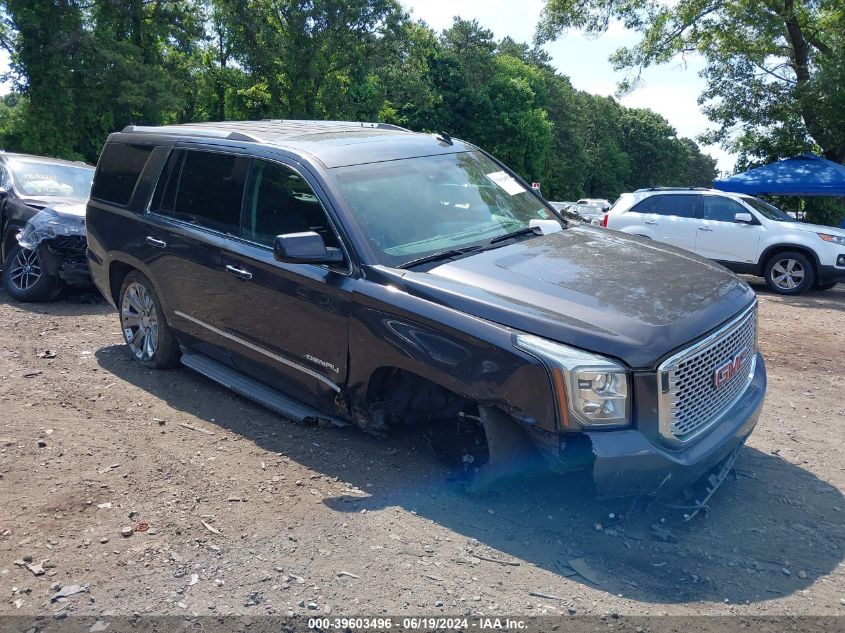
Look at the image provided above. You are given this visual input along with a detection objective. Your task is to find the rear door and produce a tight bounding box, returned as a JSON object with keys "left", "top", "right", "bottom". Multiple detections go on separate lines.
{"left": 143, "top": 147, "right": 249, "bottom": 366}
{"left": 695, "top": 195, "right": 763, "bottom": 264}
{"left": 637, "top": 194, "right": 700, "bottom": 251}
{"left": 217, "top": 157, "right": 351, "bottom": 406}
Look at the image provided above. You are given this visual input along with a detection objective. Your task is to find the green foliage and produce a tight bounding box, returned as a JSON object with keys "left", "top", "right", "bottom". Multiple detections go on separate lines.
{"left": 0, "top": 1, "right": 716, "bottom": 201}
{"left": 536, "top": 0, "right": 845, "bottom": 167}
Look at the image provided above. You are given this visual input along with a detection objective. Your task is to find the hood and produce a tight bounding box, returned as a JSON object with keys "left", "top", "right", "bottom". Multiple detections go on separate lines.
{"left": 776, "top": 220, "right": 845, "bottom": 238}
{"left": 21, "top": 196, "right": 88, "bottom": 217}
{"left": 387, "top": 227, "right": 755, "bottom": 369}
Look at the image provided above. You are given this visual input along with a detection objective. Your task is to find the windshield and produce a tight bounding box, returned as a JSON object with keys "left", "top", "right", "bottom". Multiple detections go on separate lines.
{"left": 331, "top": 151, "right": 560, "bottom": 267}
{"left": 9, "top": 160, "right": 94, "bottom": 198}
{"left": 741, "top": 196, "right": 798, "bottom": 222}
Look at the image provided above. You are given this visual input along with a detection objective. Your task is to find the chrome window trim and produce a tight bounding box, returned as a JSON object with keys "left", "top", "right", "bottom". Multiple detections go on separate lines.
{"left": 174, "top": 310, "right": 341, "bottom": 392}
{"left": 657, "top": 301, "right": 758, "bottom": 445}
{"left": 144, "top": 147, "right": 354, "bottom": 276}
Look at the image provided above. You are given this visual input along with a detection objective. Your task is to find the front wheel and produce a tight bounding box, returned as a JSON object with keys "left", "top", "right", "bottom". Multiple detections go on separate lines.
{"left": 118, "top": 271, "right": 180, "bottom": 369}
{"left": 2, "top": 243, "right": 62, "bottom": 302}
{"left": 764, "top": 252, "right": 815, "bottom": 295}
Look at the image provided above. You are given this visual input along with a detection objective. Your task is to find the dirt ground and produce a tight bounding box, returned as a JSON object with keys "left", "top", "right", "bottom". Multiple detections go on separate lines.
{"left": 0, "top": 279, "right": 843, "bottom": 619}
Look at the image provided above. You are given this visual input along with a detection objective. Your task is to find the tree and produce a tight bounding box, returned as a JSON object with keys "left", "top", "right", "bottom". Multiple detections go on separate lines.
{"left": 216, "top": 0, "right": 406, "bottom": 119}
{"left": 535, "top": 0, "right": 845, "bottom": 164}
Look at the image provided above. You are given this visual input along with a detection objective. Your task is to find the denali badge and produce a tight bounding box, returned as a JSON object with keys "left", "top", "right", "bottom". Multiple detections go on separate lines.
{"left": 714, "top": 348, "right": 747, "bottom": 388}
{"left": 306, "top": 354, "right": 340, "bottom": 374}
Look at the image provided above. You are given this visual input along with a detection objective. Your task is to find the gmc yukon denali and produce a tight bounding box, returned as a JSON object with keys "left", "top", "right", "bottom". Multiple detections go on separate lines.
{"left": 85, "top": 121, "right": 767, "bottom": 499}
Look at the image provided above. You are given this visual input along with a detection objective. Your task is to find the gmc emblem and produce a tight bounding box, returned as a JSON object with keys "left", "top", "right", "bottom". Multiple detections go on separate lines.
{"left": 714, "top": 348, "right": 747, "bottom": 388}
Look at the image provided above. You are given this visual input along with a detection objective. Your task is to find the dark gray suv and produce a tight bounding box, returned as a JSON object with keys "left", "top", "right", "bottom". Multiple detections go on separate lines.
{"left": 85, "top": 121, "right": 766, "bottom": 500}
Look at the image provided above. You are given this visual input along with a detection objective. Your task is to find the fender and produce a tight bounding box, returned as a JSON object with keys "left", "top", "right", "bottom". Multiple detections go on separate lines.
{"left": 345, "top": 274, "right": 559, "bottom": 436}
{"left": 757, "top": 242, "right": 821, "bottom": 272}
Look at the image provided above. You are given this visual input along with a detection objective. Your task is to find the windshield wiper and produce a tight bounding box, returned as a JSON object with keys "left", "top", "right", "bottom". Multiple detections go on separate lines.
{"left": 398, "top": 245, "right": 483, "bottom": 269}
{"left": 489, "top": 225, "right": 542, "bottom": 245}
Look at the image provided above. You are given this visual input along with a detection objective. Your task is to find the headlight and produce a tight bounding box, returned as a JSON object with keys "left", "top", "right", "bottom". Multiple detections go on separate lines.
{"left": 818, "top": 233, "right": 845, "bottom": 247}
{"left": 514, "top": 334, "right": 630, "bottom": 429}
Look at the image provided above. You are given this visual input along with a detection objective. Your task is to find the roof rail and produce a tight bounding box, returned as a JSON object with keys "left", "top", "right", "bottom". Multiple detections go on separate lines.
{"left": 121, "top": 125, "right": 262, "bottom": 143}
{"left": 634, "top": 186, "right": 711, "bottom": 192}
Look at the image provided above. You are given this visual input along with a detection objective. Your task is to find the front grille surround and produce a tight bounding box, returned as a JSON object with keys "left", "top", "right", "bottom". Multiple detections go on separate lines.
{"left": 657, "top": 303, "right": 758, "bottom": 445}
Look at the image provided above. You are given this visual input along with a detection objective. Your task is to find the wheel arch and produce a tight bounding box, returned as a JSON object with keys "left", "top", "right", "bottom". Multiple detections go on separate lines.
{"left": 105, "top": 255, "right": 171, "bottom": 314}
{"left": 758, "top": 243, "right": 821, "bottom": 274}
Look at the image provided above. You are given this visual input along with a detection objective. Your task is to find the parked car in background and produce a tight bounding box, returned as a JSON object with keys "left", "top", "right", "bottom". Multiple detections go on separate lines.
{"left": 576, "top": 198, "right": 612, "bottom": 211}
{"left": 0, "top": 153, "right": 94, "bottom": 301}
{"left": 549, "top": 202, "right": 604, "bottom": 226}
{"left": 605, "top": 187, "right": 845, "bottom": 295}
{"left": 86, "top": 121, "right": 765, "bottom": 501}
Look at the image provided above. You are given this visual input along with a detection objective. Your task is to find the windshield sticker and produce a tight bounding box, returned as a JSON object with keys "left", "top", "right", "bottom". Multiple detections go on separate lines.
{"left": 486, "top": 171, "right": 526, "bottom": 196}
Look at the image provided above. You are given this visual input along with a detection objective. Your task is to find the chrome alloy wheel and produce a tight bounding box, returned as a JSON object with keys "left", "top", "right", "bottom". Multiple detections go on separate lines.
{"left": 8, "top": 247, "right": 42, "bottom": 290}
{"left": 771, "top": 257, "right": 806, "bottom": 290}
{"left": 121, "top": 282, "right": 159, "bottom": 361}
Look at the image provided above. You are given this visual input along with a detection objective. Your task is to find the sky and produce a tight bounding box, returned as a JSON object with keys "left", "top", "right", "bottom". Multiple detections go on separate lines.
{"left": 0, "top": 1, "right": 734, "bottom": 173}
{"left": 402, "top": 0, "right": 735, "bottom": 174}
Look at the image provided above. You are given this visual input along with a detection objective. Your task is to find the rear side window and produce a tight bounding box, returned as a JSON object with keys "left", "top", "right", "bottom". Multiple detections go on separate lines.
{"left": 172, "top": 151, "right": 248, "bottom": 234}
{"left": 150, "top": 150, "right": 185, "bottom": 216}
{"left": 91, "top": 143, "right": 154, "bottom": 205}
{"left": 702, "top": 196, "right": 746, "bottom": 222}
{"left": 633, "top": 194, "right": 698, "bottom": 218}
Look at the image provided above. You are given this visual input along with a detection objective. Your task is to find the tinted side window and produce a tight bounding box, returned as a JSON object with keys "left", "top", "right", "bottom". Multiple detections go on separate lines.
{"left": 150, "top": 150, "right": 184, "bottom": 216}
{"left": 173, "top": 151, "right": 247, "bottom": 234}
{"left": 241, "top": 160, "right": 339, "bottom": 248}
{"left": 648, "top": 194, "right": 698, "bottom": 218}
{"left": 702, "top": 196, "right": 745, "bottom": 222}
{"left": 91, "top": 143, "right": 154, "bottom": 205}
{"left": 630, "top": 197, "right": 656, "bottom": 213}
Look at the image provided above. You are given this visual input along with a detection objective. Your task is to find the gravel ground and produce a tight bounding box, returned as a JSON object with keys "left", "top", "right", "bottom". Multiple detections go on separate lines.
{"left": 0, "top": 280, "right": 843, "bottom": 619}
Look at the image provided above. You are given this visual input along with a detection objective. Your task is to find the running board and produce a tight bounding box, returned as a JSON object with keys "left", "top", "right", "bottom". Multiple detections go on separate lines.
{"left": 180, "top": 351, "right": 347, "bottom": 426}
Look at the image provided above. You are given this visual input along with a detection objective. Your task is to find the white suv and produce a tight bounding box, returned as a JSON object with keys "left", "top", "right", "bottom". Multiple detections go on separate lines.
{"left": 605, "top": 188, "right": 845, "bottom": 295}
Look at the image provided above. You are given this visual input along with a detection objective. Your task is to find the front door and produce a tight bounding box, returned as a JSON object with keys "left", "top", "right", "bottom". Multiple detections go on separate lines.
{"left": 695, "top": 196, "right": 762, "bottom": 264}
{"left": 217, "top": 158, "right": 351, "bottom": 407}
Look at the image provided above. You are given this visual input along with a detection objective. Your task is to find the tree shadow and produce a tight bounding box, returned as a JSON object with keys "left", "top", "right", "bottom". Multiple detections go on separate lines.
{"left": 742, "top": 277, "right": 845, "bottom": 313}
{"left": 95, "top": 344, "right": 845, "bottom": 605}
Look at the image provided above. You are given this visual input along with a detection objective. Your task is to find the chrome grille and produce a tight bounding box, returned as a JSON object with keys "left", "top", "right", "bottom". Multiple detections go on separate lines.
{"left": 658, "top": 304, "right": 757, "bottom": 443}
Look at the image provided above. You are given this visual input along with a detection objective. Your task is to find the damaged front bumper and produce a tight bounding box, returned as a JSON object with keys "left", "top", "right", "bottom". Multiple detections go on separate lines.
{"left": 17, "top": 208, "right": 90, "bottom": 285}
{"left": 585, "top": 353, "right": 766, "bottom": 499}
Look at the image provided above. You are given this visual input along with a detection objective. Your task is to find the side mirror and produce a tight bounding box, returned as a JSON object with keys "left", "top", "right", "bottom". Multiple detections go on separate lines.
{"left": 735, "top": 212, "right": 754, "bottom": 223}
{"left": 273, "top": 231, "right": 344, "bottom": 265}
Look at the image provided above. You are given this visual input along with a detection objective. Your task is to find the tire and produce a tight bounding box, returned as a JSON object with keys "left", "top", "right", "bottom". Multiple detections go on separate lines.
{"left": 764, "top": 251, "right": 816, "bottom": 295}
{"left": 816, "top": 282, "right": 838, "bottom": 291}
{"left": 2, "top": 243, "right": 62, "bottom": 302}
{"left": 118, "top": 270, "right": 180, "bottom": 369}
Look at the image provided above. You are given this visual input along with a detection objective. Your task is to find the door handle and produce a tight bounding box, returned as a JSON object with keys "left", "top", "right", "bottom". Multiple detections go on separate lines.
{"left": 698, "top": 227, "right": 714, "bottom": 232}
{"left": 644, "top": 219, "right": 658, "bottom": 225}
{"left": 225, "top": 265, "right": 253, "bottom": 280}
{"left": 146, "top": 236, "right": 167, "bottom": 248}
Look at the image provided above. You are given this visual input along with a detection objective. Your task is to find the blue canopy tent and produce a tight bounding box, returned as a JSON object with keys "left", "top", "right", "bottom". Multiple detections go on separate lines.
{"left": 713, "top": 153, "right": 845, "bottom": 197}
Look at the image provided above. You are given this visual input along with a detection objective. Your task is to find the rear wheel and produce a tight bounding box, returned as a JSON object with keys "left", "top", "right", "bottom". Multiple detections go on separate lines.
{"left": 118, "top": 271, "right": 180, "bottom": 369}
{"left": 764, "top": 252, "right": 815, "bottom": 295}
{"left": 2, "top": 243, "right": 62, "bottom": 302}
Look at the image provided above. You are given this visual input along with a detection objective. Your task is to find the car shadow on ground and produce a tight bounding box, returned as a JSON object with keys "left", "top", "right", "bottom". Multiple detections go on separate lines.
{"left": 95, "top": 343, "right": 845, "bottom": 606}
{"left": 0, "top": 285, "right": 109, "bottom": 315}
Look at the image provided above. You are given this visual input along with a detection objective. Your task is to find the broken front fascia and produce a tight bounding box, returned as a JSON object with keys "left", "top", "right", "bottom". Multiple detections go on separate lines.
{"left": 17, "top": 208, "right": 86, "bottom": 249}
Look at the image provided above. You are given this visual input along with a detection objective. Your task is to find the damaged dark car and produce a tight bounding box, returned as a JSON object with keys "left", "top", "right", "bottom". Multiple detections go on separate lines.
{"left": 85, "top": 121, "right": 767, "bottom": 501}
{"left": 0, "top": 152, "right": 94, "bottom": 301}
